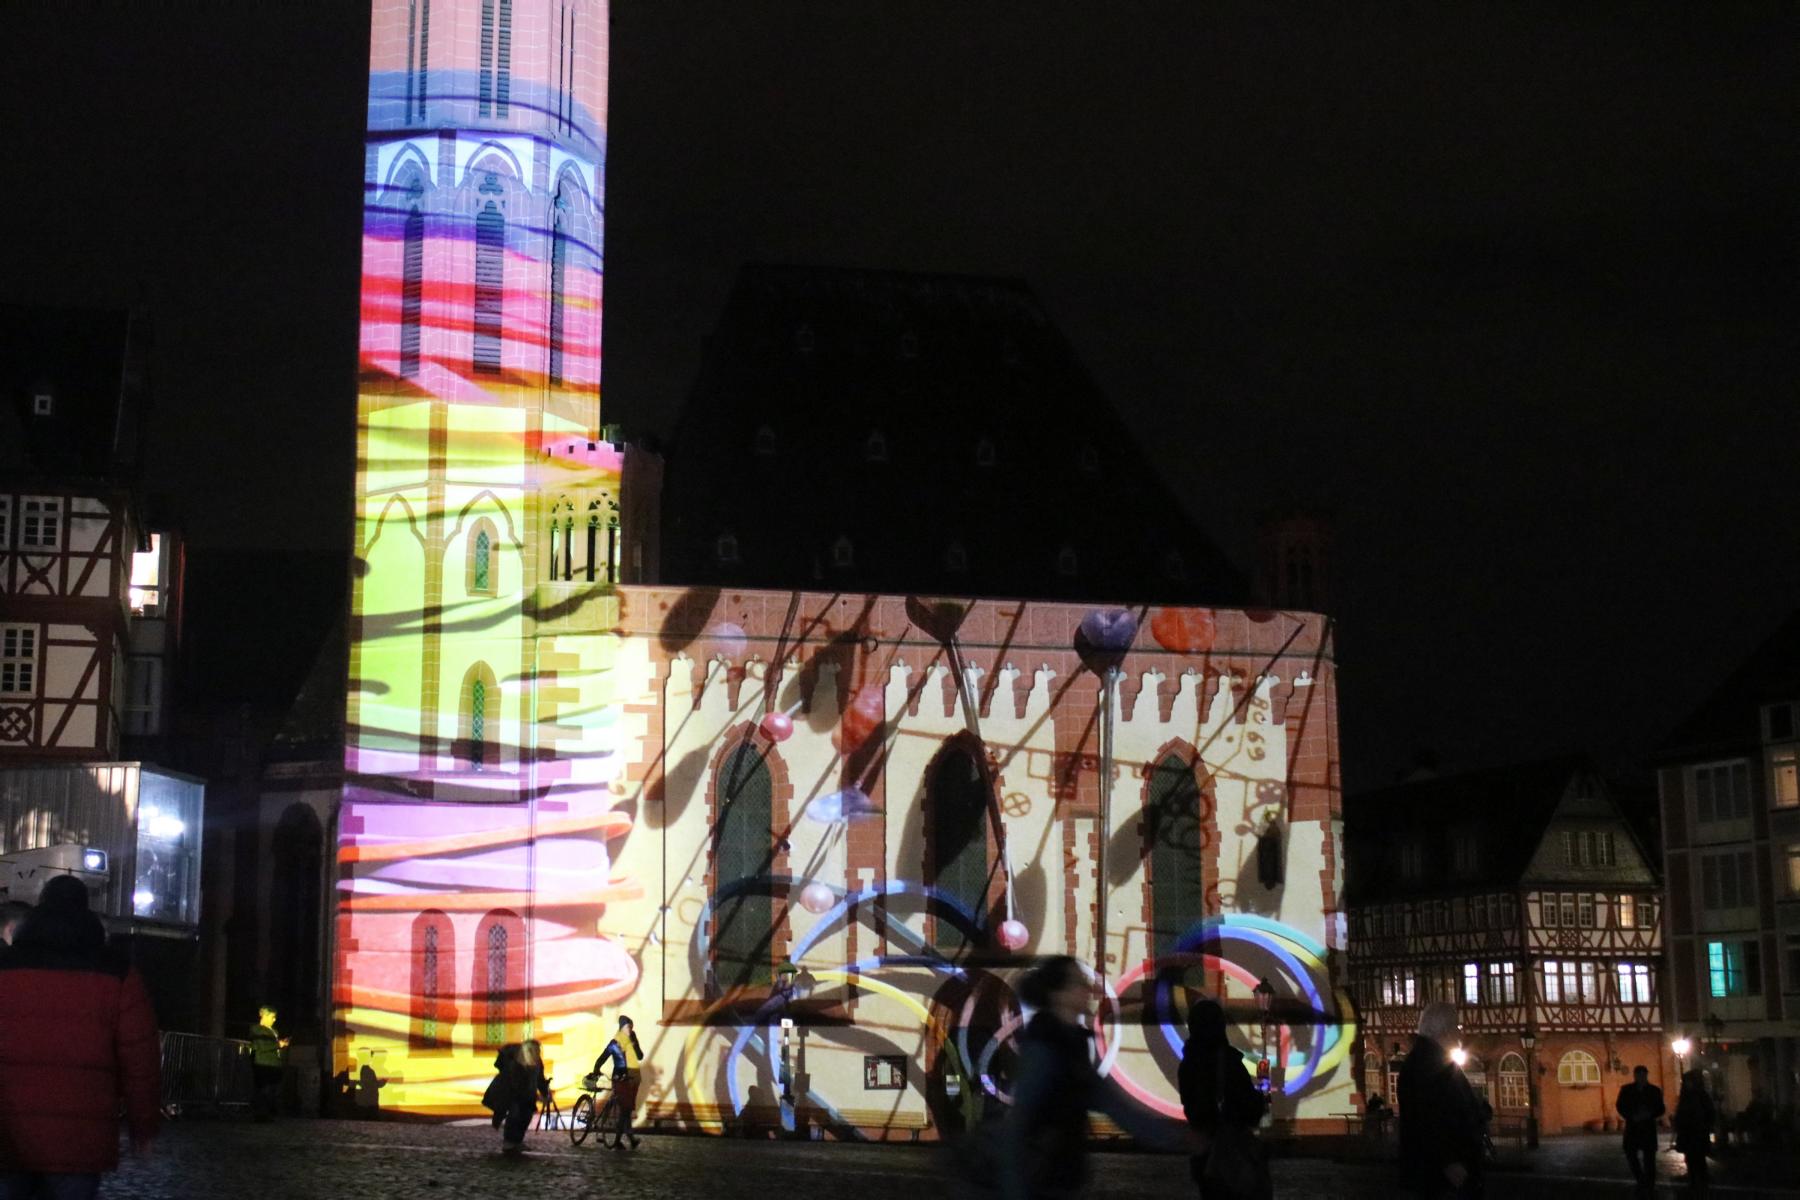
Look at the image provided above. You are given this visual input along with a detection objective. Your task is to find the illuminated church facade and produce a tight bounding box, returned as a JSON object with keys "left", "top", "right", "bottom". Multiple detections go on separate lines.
{"left": 338, "top": 0, "right": 1355, "bottom": 1135}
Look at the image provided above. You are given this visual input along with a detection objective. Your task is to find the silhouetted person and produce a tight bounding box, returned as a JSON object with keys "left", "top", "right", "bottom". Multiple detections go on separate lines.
{"left": 1615, "top": 1065, "right": 1665, "bottom": 1195}
{"left": 0, "top": 875, "right": 160, "bottom": 1199}
{"left": 1178, "top": 998, "right": 1270, "bottom": 1200}
{"left": 1000, "top": 956, "right": 1183, "bottom": 1200}
{"left": 593, "top": 1015, "right": 644, "bottom": 1149}
{"left": 1672, "top": 1070, "right": 1715, "bottom": 1196}
{"left": 1397, "top": 1002, "right": 1485, "bottom": 1198}
{"left": 247, "top": 1006, "right": 289, "bottom": 1121}
{"left": 483, "top": 1040, "right": 548, "bottom": 1153}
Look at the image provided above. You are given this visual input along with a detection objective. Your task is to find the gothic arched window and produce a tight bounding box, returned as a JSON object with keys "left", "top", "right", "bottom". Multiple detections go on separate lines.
{"left": 1145, "top": 751, "right": 1208, "bottom": 956}
{"left": 406, "top": 0, "right": 431, "bottom": 122}
{"left": 473, "top": 198, "right": 505, "bottom": 373}
{"left": 549, "top": 189, "right": 568, "bottom": 386}
{"left": 928, "top": 741, "right": 989, "bottom": 951}
{"left": 473, "top": 909, "right": 523, "bottom": 1049}
{"left": 410, "top": 909, "right": 454, "bottom": 1051}
{"left": 462, "top": 662, "right": 498, "bottom": 769}
{"left": 467, "top": 520, "right": 497, "bottom": 595}
{"left": 479, "top": 0, "right": 513, "bottom": 117}
{"left": 712, "top": 742, "right": 774, "bottom": 990}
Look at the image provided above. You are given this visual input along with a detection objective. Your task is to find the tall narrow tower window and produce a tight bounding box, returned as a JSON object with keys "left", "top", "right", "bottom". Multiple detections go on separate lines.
{"left": 479, "top": 0, "right": 496, "bottom": 115}
{"left": 548, "top": 191, "right": 568, "bottom": 385}
{"left": 495, "top": 0, "right": 513, "bottom": 117}
{"left": 463, "top": 662, "right": 498, "bottom": 769}
{"left": 473, "top": 201, "right": 504, "bottom": 374}
{"left": 472, "top": 529, "right": 491, "bottom": 593}
{"left": 484, "top": 921, "right": 507, "bottom": 1045}
{"left": 400, "top": 204, "right": 424, "bottom": 378}
{"left": 415, "top": 0, "right": 430, "bottom": 120}
{"left": 471, "top": 676, "right": 487, "bottom": 762}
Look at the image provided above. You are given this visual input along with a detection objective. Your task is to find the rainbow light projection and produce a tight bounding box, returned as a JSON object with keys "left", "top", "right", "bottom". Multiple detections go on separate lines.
{"left": 338, "top": 0, "right": 1356, "bottom": 1133}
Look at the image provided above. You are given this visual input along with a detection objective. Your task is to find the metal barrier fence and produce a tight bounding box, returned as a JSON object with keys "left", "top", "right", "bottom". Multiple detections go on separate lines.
{"left": 159, "top": 1032, "right": 254, "bottom": 1116}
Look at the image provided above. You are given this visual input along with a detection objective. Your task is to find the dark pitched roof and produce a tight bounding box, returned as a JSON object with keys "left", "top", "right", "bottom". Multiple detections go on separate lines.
{"left": 1656, "top": 607, "right": 1800, "bottom": 762}
{"left": 0, "top": 303, "right": 148, "bottom": 483}
{"left": 661, "top": 262, "right": 1247, "bottom": 605}
{"left": 1343, "top": 756, "right": 1587, "bottom": 904}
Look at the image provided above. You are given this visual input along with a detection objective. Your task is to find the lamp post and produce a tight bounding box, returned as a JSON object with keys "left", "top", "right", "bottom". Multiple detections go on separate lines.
{"left": 1254, "top": 977, "right": 1277, "bottom": 1097}
{"left": 1520, "top": 1030, "right": 1540, "bottom": 1149}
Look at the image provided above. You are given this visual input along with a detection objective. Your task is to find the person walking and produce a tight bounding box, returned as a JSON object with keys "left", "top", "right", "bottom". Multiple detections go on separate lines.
{"left": 1615, "top": 1065, "right": 1666, "bottom": 1195}
{"left": 483, "top": 1039, "right": 549, "bottom": 1153}
{"left": 1672, "top": 1070, "right": 1715, "bottom": 1196}
{"left": 0, "top": 874, "right": 160, "bottom": 1200}
{"left": 247, "top": 1006, "right": 289, "bottom": 1121}
{"left": 1396, "top": 1002, "right": 1486, "bottom": 1199}
{"left": 1177, "top": 998, "right": 1271, "bottom": 1200}
{"left": 999, "top": 956, "right": 1188, "bottom": 1200}
{"left": 593, "top": 1015, "right": 644, "bottom": 1150}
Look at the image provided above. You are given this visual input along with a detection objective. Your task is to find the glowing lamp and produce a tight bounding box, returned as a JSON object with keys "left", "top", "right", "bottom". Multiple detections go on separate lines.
{"left": 81, "top": 849, "right": 108, "bottom": 872}
{"left": 1450, "top": 1047, "right": 1468, "bottom": 1068}
{"left": 997, "top": 919, "right": 1029, "bottom": 951}
{"left": 799, "top": 882, "right": 835, "bottom": 914}
{"left": 1671, "top": 1037, "right": 1691, "bottom": 1058}
{"left": 760, "top": 711, "right": 794, "bottom": 742}
{"left": 132, "top": 889, "right": 156, "bottom": 912}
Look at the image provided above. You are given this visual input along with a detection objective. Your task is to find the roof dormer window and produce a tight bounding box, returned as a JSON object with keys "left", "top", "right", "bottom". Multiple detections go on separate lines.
{"left": 1078, "top": 445, "right": 1100, "bottom": 475}
{"left": 1162, "top": 549, "right": 1187, "bottom": 581}
{"left": 1056, "top": 545, "right": 1078, "bottom": 577}
{"left": 715, "top": 531, "right": 741, "bottom": 565}
{"left": 795, "top": 324, "right": 815, "bottom": 354}
{"left": 832, "top": 535, "right": 854, "bottom": 568}
{"left": 944, "top": 541, "right": 968, "bottom": 573}
{"left": 864, "top": 430, "right": 888, "bottom": 463}
{"left": 752, "top": 425, "right": 777, "bottom": 457}
{"left": 899, "top": 330, "right": 918, "bottom": 359}
{"left": 975, "top": 437, "right": 996, "bottom": 468}
{"left": 31, "top": 393, "right": 53, "bottom": 417}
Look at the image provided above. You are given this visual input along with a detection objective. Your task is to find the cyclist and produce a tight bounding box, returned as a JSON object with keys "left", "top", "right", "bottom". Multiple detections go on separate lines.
{"left": 593, "top": 1015, "right": 643, "bottom": 1149}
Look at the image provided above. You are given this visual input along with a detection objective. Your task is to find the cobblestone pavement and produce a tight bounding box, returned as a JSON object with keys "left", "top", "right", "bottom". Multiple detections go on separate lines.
{"left": 94, "top": 1120, "right": 1800, "bottom": 1200}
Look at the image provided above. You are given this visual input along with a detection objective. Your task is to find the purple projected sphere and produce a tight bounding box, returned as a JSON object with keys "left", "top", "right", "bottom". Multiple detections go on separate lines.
{"left": 1077, "top": 609, "right": 1137, "bottom": 652}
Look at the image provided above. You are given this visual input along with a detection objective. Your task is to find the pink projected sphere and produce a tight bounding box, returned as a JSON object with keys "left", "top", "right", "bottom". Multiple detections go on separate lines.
{"left": 998, "top": 919, "right": 1030, "bottom": 950}
{"left": 760, "top": 711, "right": 794, "bottom": 742}
{"left": 799, "top": 882, "right": 835, "bottom": 914}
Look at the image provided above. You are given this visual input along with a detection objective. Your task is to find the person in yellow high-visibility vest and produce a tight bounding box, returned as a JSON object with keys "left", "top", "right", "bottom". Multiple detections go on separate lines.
{"left": 247, "top": 1006, "right": 289, "bottom": 1121}
{"left": 592, "top": 1015, "right": 643, "bottom": 1149}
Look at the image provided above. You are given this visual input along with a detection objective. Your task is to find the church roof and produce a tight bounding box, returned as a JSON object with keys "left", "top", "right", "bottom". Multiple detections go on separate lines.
{"left": 0, "top": 303, "right": 148, "bottom": 486}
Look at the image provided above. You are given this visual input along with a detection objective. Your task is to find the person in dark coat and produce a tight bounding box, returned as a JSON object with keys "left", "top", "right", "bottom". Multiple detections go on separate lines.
{"left": 1615, "top": 1065, "right": 1666, "bottom": 1194}
{"left": 1000, "top": 956, "right": 1187, "bottom": 1200}
{"left": 0, "top": 875, "right": 160, "bottom": 1199}
{"left": 1396, "top": 1002, "right": 1485, "bottom": 1198}
{"left": 483, "top": 1039, "right": 549, "bottom": 1153}
{"left": 1178, "top": 998, "right": 1270, "bottom": 1200}
{"left": 1672, "top": 1070, "right": 1715, "bottom": 1196}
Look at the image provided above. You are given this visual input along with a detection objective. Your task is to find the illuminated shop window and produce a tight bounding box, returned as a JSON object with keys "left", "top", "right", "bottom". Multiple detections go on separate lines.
{"left": 928, "top": 742, "right": 988, "bottom": 952}
{"left": 0, "top": 625, "right": 37, "bottom": 697}
{"left": 132, "top": 771, "right": 203, "bottom": 925}
{"left": 473, "top": 200, "right": 504, "bottom": 373}
{"left": 712, "top": 742, "right": 774, "bottom": 990}
{"left": 20, "top": 497, "right": 60, "bottom": 550}
{"left": 1146, "top": 751, "right": 1205, "bottom": 957}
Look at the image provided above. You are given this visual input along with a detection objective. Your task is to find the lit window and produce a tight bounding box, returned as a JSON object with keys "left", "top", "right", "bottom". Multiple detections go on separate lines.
{"left": 1616, "top": 893, "right": 1635, "bottom": 929}
{"left": 1497, "top": 1054, "right": 1528, "bottom": 1110}
{"left": 1707, "top": 939, "right": 1761, "bottom": 998}
{"left": 1484, "top": 961, "right": 1517, "bottom": 1004}
{"left": 1462, "top": 962, "right": 1480, "bottom": 1005}
{"left": 1772, "top": 750, "right": 1798, "bottom": 808}
{"left": 1786, "top": 844, "right": 1800, "bottom": 898}
{"left": 129, "top": 534, "right": 163, "bottom": 615}
{"left": 1578, "top": 894, "right": 1595, "bottom": 929}
{"left": 1, "top": 626, "right": 38, "bottom": 697}
{"left": 1557, "top": 1050, "right": 1601, "bottom": 1086}
{"left": 1616, "top": 962, "right": 1653, "bottom": 1004}
{"left": 20, "top": 497, "right": 61, "bottom": 550}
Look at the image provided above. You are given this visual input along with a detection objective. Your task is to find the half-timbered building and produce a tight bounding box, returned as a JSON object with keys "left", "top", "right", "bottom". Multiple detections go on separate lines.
{"left": 1346, "top": 758, "right": 1669, "bottom": 1135}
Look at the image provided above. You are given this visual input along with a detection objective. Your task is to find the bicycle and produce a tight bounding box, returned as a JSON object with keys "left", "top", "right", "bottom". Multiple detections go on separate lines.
{"left": 568, "top": 1073, "right": 620, "bottom": 1148}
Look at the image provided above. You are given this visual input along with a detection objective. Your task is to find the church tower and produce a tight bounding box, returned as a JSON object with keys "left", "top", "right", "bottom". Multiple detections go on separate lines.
{"left": 337, "top": 0, "right": 635, "bottom": 1113}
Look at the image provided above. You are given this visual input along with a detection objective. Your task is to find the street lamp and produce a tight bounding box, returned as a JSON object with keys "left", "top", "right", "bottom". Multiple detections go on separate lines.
{"left": 1520, "top": 1030, "right": 1540, "bottom": 1149}
{"left": 1671, "top": 1036, "right": 1691, "bottom": 1078}
{"left": 1254, "top": 977, "right": 1277, "bottom": 1096}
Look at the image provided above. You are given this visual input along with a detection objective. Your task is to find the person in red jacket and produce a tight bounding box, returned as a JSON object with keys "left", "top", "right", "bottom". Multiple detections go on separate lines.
{"left": 0, "top": 874, "right": 160, "bottom": 1199}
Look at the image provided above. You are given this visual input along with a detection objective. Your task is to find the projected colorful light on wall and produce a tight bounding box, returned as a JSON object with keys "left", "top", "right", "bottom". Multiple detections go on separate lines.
{"left": 338, "top": 0, "right": 1356, "bottom": 1134}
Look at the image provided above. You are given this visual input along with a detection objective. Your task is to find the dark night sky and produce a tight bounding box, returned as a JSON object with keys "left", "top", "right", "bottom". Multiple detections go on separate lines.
{"left": 4, "top": 1, "right": 1796, "bottom": 791}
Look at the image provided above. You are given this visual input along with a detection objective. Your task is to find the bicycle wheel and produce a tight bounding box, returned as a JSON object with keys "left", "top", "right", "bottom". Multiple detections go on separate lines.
{"left": 596, "top": 1094, "right": 621, "bottom": 1148}
{"left": 570, "top": 1093, "right": 595, "bottom": 1146}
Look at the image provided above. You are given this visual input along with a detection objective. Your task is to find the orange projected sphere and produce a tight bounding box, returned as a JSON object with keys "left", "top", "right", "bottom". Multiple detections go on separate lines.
{"left": 1151, "top": 607, "right": 1217, "bottom": 654}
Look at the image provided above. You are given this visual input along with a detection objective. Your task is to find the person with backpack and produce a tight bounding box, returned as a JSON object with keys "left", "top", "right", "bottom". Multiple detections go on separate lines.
{"left": 1178, "top": 998, "right": 1272, "bottom": 1200}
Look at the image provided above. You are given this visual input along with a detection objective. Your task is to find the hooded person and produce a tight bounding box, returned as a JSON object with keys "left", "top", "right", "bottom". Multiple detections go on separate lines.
{"left": 1396, "top": 1002, "right": 1486, "bottom": 1198}
{"left": 0, "top": 875, "right": 160, "bottom": 1199}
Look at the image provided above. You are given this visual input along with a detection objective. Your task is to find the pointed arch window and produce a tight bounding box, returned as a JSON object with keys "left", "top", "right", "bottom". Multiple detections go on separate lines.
{"left": 400, "top": 202, "right": 424, "bottom": 378}
{"left": 407, "top": 0, "right": 432, "bottom": 121}
{"left": 462, "top": 662, "right": 498, "bottom": 769}
{"left": 928, "top": 742, "right": 989, "bottom": 952}
{"left": 1146, "top": 752, "right": 1208, "bottom": 956}
{"left": 473, "top": 198, "right": 505, "bottom": 373}
{"left": 473, "top": 909, "right": 523, "bottom": 1049}
{"left": 467, "top": 520, "right": 497, "bottom": 595}
{"left": 713, "top": 742, "right": 774, "bottom": 990}
{"left": 410, "top": 910, "right": 455, "bottom": 1051}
